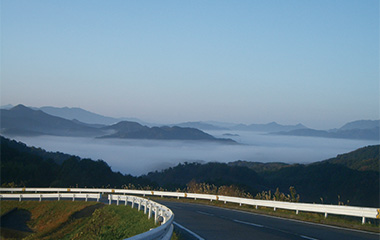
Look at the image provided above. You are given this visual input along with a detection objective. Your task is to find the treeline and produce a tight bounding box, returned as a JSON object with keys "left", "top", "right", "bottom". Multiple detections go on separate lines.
{"left": 1, "top": 136, "right": 379, "bottom": 207}
{"left": 145, "top": 145, "right": 379, "bottom": 207}
{"left": 0, "top": 136, "right": 155, "bottom": 188}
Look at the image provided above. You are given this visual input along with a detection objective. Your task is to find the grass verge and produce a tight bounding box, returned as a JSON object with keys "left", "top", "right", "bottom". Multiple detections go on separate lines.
{"left": 0, "top": 200, "right": 156, "bottom": 240}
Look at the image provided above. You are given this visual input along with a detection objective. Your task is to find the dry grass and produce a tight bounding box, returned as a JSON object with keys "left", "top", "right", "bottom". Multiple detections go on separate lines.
{"left": 0, "top": 200, "right": 156, "bottom": 240}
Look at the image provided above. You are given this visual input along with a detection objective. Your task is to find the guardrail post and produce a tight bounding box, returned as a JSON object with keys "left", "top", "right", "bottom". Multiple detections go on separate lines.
{"left": 39, "top": 194, "right": 42, "bottom": 202}
{"left": 239, "top": 203, "right": 242, "bottom": 206}
{"left": 109, "top": 196, "right": 112, "bottom": 205}
{"left": 132, "top": 198, "right": 135, "bottom": 208}
{"left": 144, "top": 201, "right": 147, "bottom": 214}
{"left": 85, "top": 194, "right": 88, "bottom": 202}
{"left": 19, "top": 194, "right": 22, "bottom": 201}
{"left": 58, "top": 194, "right": 61, "bottom": 201}
{"left": 125, "top": 197, "right": 128, "bottom": 206}
{"left": 117, "top": 196, "right": 120, "bottom": 205}
{"left": 138, "top": 200, "right": 141, "bottom": 211}
{"left": 154, "top": 206, "right": 158, "bottom": 225}
{"left": 362, "top": 217, "right": 366, "bottom": 224}
{"left": 148, "top": 203, "right": 152, "bottom": 219}
{"left": 324, "top": 212, "right": 328, "bottom": 218}
{"left": 72, "top": 194, "right": 75, "bottom": 201}
{"left": 274, "top": 207, "right": 276, "bottom": 211}
{"left": 296, "top": 210, "right": 299, "bottom": 215}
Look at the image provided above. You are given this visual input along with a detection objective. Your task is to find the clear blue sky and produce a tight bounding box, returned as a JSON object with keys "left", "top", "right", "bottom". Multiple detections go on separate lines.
{"left": 1, "top": 0, "right": 379, "bottom": 129}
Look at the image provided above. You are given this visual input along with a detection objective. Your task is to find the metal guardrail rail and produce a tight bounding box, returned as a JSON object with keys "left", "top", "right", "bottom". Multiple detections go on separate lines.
{"left": 0, "top": 193, "right": 101, "bottom": 202}
{"left": 0, "top": 191, "right": 174, "bottom": 240}
{"left": 108, "top": 194, "right": 174, "bottom": 240}
{"left": 1, "top": 187, "right": 379, "bottom": 224}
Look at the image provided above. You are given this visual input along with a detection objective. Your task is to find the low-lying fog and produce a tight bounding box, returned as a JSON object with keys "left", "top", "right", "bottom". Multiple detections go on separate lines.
{"left": 9, "top": 131, "right": 378, "bottom": 176}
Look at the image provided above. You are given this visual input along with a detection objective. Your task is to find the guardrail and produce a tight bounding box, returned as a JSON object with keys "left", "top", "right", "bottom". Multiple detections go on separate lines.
{"left": 1, "top": 187, "right": 379, "bottom": 224}
{"left": 0, "top": 191, "right": 174, "bottom": 240}
{"left": 0, "top": 193, "right": 101, "bottom": 202}
{"left": 108, "top": 194, "right": 174, "bottom": 240}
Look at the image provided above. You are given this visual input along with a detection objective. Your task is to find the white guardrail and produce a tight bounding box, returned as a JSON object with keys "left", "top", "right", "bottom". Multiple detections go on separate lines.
{"left": 1, "top": 188, "right": 379, "bottom": 225}
{"left": 0, "top": 190, "right": 174, "bottom": 240}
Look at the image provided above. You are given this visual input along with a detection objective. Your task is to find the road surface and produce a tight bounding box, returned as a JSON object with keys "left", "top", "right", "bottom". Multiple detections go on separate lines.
{"left": 157, "top": 200, "right": 379, "bottom": 240}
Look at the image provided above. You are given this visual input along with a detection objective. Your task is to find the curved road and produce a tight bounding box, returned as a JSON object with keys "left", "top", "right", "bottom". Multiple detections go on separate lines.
{"left": 157, "top": 200, "right": 379, "bottom": 240}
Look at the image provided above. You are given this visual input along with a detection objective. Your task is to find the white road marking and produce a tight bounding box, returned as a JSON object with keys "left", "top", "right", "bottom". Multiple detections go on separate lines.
{"left": 173, "top": 221, "right": 205, "bottom": 240}
{"left": 196, "top": 211, "right": 214, "bottom": 216}
{"left": 233, "top": 219, "right": 264, "bottom": 228}
{"left": 300, "top": 235, "right": 319, "bottom": 240}
{"left": 196, "top": 204, "right": 380, "bottom": 236}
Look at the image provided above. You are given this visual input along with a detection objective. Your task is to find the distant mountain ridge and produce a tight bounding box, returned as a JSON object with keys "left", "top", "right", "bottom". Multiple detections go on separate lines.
{"left": 0, "top": 105, "right": 101, "bottom": 137}
{"left": 169, "top": 121, "right": 228, "bottom": 131}
{"left": 2, "top": 104, "right": 378, "bottom": 140}
{"left": 101, "top": 121, "right": 235, "bottom": 142}
{"left": 339, "top": 120, "right": 380, "bottom": 131}
{"left": 39, "top": 106, "right": 149, "bottom": 126}
{"left": 0, "top": 105, "right": 235, "bottom": 143}
{"left": 274, "top": 120, "right": 379, "bottom": 140}
{"left": 231, "top": 122, "right": 307, "bottom": 132}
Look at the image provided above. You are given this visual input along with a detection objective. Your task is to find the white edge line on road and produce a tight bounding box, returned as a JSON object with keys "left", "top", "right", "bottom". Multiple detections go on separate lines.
{"left": 233, "top": 219, "right": 264, "bottom": 228}
{"left": 300, "top": 235, "right": 319, "bottom": 240}
{"left": 173, "top": 221, "right": 206, "bottom": 240}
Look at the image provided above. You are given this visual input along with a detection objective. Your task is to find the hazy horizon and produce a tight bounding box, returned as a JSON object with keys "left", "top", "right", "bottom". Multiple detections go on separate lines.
{"left": 1, "top": 103, "right": 379, "bottom": 131}
{"left": 1, "top": 1, "right": 379, "bottom": 130}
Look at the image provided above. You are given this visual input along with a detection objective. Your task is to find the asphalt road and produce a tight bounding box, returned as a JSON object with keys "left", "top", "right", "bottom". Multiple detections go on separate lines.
{"left": 157, "top": 200, "right": 379, "bottom": 240}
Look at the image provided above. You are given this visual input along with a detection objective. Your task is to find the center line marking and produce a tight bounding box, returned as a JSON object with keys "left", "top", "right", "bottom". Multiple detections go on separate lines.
{"left": 233, "top": 219, "right": 264, "bottom": 228}
{"left": 196, "top": 211, "right": 214, "bottom": 216}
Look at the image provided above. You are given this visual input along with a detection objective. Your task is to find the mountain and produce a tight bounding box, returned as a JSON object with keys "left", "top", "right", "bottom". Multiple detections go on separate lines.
{"left": 0, "top": 136, "right": 154, "bottom": 187}
{"left": 274, "top": 125, "right": 379, "bottom": 140}
{"left": 319, "top": 145, "right": 379, "bottom": 172}
{"left": 102, "top": 121, "right": 147, "bottom": 134}
{"left": 339, "top": 120, "right": 380, "bottom": 131}
{"left": 0, "top": 136, "right": 73, "bottom": 165}
{"left": 145, "top": 162, "right": 263, "bottom": 192}
{"left": 39, "top": 106, "right": 148, "bottom": 126}
{"left": 170, "top": 121, "right": 227, "bottom": 131}
{"left": 0, "top": 105, "right": 102, "bottom": 137}
{"left": 228, "top": 161, "right": 290, "bottom": 173}
{"left": 145, "top": 145, "right": 379, "bottom": 207}
{"left": 231, "top": 122, "right": 307, "bottom": 132}
{"left": 101, "top": 121, "right": 236, "bottom": 143}
{"left": 1, "top": 105, "right": 234, "bottom": 143}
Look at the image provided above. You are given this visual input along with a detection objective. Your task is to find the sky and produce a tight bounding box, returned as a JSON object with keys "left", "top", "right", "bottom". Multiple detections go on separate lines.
{"left": 1, "top": 0, "right": 379, "bottom": 129}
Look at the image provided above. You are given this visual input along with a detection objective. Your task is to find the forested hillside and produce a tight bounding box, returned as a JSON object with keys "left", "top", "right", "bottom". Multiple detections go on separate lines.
{"left": 2, "top": 136, "right": 378, "bottom": 207}
{"left": 319, "top": 145, "right": 379, "bottom": 171}
{"left": 0, "top": 136, "right": 154, "bottom": 188}
{"left": 146, "top": 146, "right": 379, "bottom": 207}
